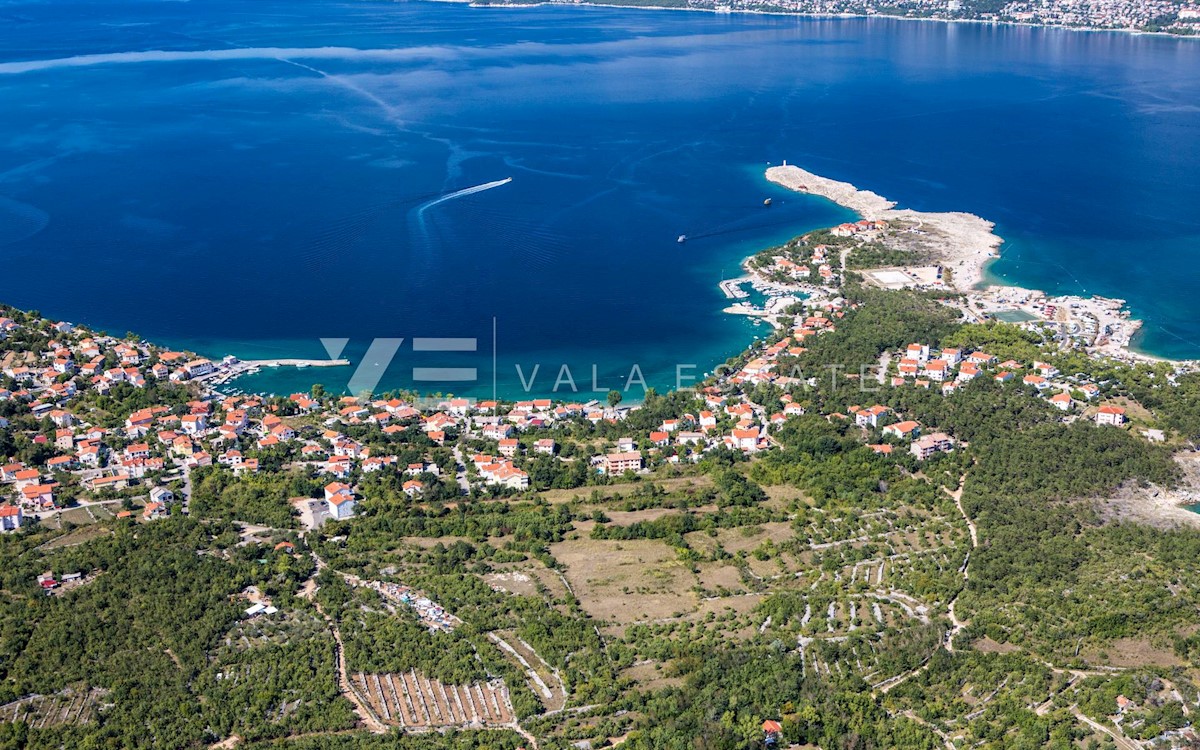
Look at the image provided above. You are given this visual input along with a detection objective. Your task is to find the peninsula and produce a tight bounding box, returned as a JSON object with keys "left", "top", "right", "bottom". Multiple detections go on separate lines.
{"left": 766, "top": 163, "right": 1001, "bottom": 291}
{"left": 720, "top": 163, "right": 1169, "bottom": 370}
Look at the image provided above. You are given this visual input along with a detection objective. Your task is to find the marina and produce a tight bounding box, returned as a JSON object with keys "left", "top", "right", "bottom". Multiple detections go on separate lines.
{"left": 201, "top": 357, "right": 351, "bottom": 386}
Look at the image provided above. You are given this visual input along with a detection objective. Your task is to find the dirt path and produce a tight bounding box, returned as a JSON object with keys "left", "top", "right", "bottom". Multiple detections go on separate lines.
{"left": 951, "top": 480, "right": 977, "bottom": 548}
{"left": 304, "top": 553, "right": 544, "bottom": 745}
{"left": 488, "top": 632, "right": 566, "bottom": 712}
{"left": 875, "top": 478, "right": 1143, "bottom": 749}
{"left": 1073, "top": 708, "right": 1143, "bottom": 750}
{"left": 900, "top": 710, "right": 954, "bottom": 750}
{"left": 944, "top": 479, "right": 975, "bottom": 653}
{"left": 306, "top": 554, "right": 387, "bottom": 734}
{"left": 319, "top": 601, "right": 386, "bottom": 733}
{"left": 873, "top": 656, "right": 933, "bottom": 695}
{"left": 873, "top": 476, "right": 973, "bottom": 698}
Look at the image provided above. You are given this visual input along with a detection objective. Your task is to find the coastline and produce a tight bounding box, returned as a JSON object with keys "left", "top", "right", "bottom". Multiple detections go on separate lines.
{"left": 467, "top": 0, "right": 1200, "bottom": 40}
{"left": 758, "top": 163, "right": 1196, "bottom": 368}
{"left": 765, "top": 163, "right": 1000, "bottom": 292}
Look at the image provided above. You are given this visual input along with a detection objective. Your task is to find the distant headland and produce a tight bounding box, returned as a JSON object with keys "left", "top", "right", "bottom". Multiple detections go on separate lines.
{"left": 713, "top": 163, "right": 1188, "bottom": 369}
{"left": 470, "top": 0, "right": 1200, "bottom": 37}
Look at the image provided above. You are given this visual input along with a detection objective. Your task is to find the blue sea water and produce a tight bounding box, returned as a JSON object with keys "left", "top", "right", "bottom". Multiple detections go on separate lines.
{"left": 0, "top": 1, "right": 1198, "bottom": 398}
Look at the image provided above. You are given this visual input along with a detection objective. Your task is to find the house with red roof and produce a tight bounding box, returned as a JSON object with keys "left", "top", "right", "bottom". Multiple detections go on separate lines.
{"left": 853, "top": 405, "right": 890, "bottom": 428}
{"left": 883, "top": 421, "right": 921, "bottom": 440}
{"left": 1096, "top": 404, "right": 1126, "bottom": 426}
{"left": 923, "top": 359, "right": 950, "bottom": 381}
{"left": 957, "top": 362, "right": 981, "bottom": 382}
{"left": 324, "top": 482, "right": 356, "bottom": 520}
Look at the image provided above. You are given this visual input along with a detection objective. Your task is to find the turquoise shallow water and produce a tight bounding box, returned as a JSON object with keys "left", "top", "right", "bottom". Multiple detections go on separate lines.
{"left": 0, "top": 1, "right": 1198, "bottom": 397}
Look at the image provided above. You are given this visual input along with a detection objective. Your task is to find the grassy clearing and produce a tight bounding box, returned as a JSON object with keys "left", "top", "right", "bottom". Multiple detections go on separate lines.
{"left": 549, "top": 537, "right": 698, "bottom": 625}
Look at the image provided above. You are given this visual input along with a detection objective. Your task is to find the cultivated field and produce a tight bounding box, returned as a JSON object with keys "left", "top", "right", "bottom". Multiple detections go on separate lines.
{"left": 491, "top": 631, "right": 566, "bottom": 711}
{"left": 349, "top": 672, "right": 513, "bottom": 728}
{"left": 0, "top": 687, "right": 107, "bottom": 728}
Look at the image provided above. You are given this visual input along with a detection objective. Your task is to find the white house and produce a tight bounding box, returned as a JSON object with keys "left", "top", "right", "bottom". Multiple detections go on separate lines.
{"left": 1033, "top": 362, "right": 1060, "bottom": 378}
{"left": 324, "top": 482, "right": 357, "bottom": 520}
{"left": 923, "top": 359, "right": 950, "bottom": 381}
{"left": 0, "top": 505, "right": 24, "bottom": 532}
{"left": 957, "top": 363, "right": 981, "bottom": 382}
{"left": 854, "top": 405, "right": 889, "bottom": 428}
{"left": 883, "top": 420, "right": 921, "bottom": 439}
{"left": 149, "top": 486, "right": 175, "bottom": 506}
{"left": 183, "top": 359, "right": 216, "bottom": 379}
{"left": 729, "top": 428, "right": 761, "bottom": 452}
{"left": 180, "top": 414, "right": 207, "bottom": 435}
{"left": 905, "top": 343, "right": 930, "bottom": 364}
{"left": 1049, "top": 392, "right": 1073, "bottom": 412}
{"left": 1096, "top": 405, "right": 1126, "bottom": 426}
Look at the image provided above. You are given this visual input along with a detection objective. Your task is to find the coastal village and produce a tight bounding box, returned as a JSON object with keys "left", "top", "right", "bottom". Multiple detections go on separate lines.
{"left": 0, "top": 0, "right": 1195, "bottom": 728}
{"left": 3, "top": 167, "right": 1200, "bottom": 748}
{"left": 1, "top": 288, "right": 1194, "bottom": 747}
{"left": 0, "top": 300, "right": 1146, "bottom": 535}
{"left": 751, "top": 165, "right": 1154, "bottom": 366}
{"left": 0, "top": 166, "right": 1179, "bottom": 550}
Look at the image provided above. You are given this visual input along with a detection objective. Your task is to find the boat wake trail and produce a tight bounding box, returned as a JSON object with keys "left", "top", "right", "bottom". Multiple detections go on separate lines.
{"left": 407, "top": 177, "right": 514, "bottom": 286}
{"left": 415, "top": 177, "right": 513, "bottom": 219}
{"left": 412, "top": 177, "right": 513, "bottom": 253}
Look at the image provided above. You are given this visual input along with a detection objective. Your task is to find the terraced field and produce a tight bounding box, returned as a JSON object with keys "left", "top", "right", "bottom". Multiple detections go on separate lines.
{"left": 0, "top": 687, "right": 107, "bottom": 728}
{"left": 349, "top": 672, "right": 513, "bottom": 728}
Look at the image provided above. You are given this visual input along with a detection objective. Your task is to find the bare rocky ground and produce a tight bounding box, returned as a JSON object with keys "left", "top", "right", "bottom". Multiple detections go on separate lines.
{"left": 1099, "top": 452, "right": 1200, "bottom": 530}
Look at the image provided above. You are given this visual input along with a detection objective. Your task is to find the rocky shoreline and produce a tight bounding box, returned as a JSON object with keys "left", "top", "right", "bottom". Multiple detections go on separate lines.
{"left": 759, "top": 163, "right": 1196, "bottom": 369}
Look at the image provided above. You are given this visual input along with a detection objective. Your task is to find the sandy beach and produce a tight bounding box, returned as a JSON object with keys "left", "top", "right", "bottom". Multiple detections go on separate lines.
{"left": 766, "top": 164, "right": 1002, "bottom": 292}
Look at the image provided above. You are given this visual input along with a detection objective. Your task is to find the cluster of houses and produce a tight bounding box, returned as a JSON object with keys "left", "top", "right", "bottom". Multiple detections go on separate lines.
{"left": 830, "top": 219, "right": 889, "bottom": 238}
{"left": 0, "top": 321, "right": 286, "bottom": 528}
{"left": 841, "top": 404, "right": 957, "bottom": 460}
{"left": 0, "top": 307, "right": 1149, "bottom": 535}
{"left": 752, "top": 220, "right": 889, "bottom": 287}
{"left": 889, "top": 342, "right": 1121, "bottom": 424}
{"left": 768, "top": 246, "right": 835, "bottom": 284}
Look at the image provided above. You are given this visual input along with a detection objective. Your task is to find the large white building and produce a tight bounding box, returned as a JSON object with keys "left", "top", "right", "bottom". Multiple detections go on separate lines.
{"left": 0, "top": 505, "right": 23, "bottom": 532}
{"left": 1096, "top": 405, "right": 1126, "bottom": 426}
{"left": 911, "top": 432, "right": 955, "bottom": 460}
{"left": 324, "top": 482, "right": 357, "bottom": 520}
